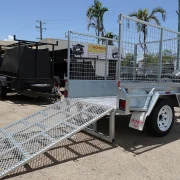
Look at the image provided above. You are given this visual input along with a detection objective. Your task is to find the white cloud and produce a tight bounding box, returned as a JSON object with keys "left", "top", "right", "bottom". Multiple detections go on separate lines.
{"left": 4, "top": 35, "right": 14, "bottom": 41}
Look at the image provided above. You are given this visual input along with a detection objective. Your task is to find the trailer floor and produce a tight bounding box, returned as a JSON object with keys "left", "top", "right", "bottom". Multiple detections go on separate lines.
{"left": 1, "top": 94, "right": 180, "bottom": 180}
{"left": 76, "top": 96, "right": 117, "bottom": 109}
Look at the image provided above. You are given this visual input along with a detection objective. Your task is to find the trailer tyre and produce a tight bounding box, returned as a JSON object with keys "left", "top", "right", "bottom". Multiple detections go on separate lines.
{"left": 146, "top": 99, "right": 174, "bottom": 137}
{"left": 0, "top": 83, "right": 7, "bottom": 100}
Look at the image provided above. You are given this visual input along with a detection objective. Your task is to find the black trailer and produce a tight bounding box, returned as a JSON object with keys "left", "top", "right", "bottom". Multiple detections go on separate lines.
{"left": 50, "top": 48, "right": 68, "bottom": 87}
{"left": 0, "top": 36, "right": 60, "bottom": 100}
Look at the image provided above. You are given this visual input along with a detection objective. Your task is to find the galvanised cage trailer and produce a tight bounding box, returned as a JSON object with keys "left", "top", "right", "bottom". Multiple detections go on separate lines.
{"left": 1, "top": 14, "right": 180, "bottom": 178}
{"left": 65, "top": 14, "right": 180, "bottom": 137}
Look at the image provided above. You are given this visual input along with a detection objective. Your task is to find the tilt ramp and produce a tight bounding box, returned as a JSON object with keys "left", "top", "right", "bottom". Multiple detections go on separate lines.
{"left": 0, "top": 98, "right": 113, "bottom": 179}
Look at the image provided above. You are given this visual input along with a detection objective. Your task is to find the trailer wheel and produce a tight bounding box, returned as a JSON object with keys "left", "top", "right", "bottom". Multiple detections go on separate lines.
{"left": 0, "top": 83, "right": 7, "bottom": 100}
{"left": 146, "top": 99, "right": 174, "bottom": 137}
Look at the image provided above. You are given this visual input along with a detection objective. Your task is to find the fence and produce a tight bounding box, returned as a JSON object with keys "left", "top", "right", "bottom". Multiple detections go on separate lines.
{"left": 118, "top": 14, "right": 180, "bottom": 83}
{"left": 67, "top": 31, "right": 119, "bottom": 81}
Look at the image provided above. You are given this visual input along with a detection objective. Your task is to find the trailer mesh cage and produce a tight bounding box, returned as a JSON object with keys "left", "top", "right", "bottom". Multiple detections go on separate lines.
{"left": 67, "top": 16, "right": 180, "bottom": 83}
{"left": 118, "top": 14, "right": 180, "bottom": 83}
{"left": 68, "top": 31, "right": 119, "bottom": 80}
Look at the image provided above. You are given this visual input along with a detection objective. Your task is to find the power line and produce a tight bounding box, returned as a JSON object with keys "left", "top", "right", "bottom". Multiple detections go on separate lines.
{"left": 35, "top": 20, "right": 46, "bottom": 40}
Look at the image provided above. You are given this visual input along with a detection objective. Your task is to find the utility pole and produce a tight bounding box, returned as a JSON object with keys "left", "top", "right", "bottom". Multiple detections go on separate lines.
{"left": 176, "top": 0, "right": 180, "bottom": 32}
{"left": 177, "top": 0, "right": 180, "bottom": 32}
{"left": 177, "top": 0, "right": 180, "bottom": 69}
{"left": 35, "top": 20, "right": 46, "bottom": 40}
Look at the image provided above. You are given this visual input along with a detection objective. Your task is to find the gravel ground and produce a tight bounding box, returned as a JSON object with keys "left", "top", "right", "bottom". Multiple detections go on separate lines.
{"left": 1, "top": 94, "right": 180, "bottom": 180}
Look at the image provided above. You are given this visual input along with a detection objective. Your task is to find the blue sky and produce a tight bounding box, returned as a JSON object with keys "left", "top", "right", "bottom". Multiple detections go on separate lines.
{"left": 0, "top": 0, "right": 178, "bottom": 41}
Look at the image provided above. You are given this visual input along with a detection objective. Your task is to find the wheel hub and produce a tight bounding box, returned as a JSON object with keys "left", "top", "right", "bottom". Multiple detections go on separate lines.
{"left": 157, "top": 105, "right": 172, "bottom": 132}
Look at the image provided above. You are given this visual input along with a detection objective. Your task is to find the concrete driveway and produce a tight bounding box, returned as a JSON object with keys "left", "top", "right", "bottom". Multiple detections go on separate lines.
{"left": 1, "top": 94, "right": 180, "bottom": 180}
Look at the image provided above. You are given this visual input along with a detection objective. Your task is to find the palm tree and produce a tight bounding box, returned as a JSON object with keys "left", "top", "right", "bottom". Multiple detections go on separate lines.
{"left": 103, "top": 32, "right": 118, "bottom": 45}
{"left": 86, "top": 0, "right": 108, "bottom": 44}
{"left": 129, "top": 7, "right": 166, "bottom": 54}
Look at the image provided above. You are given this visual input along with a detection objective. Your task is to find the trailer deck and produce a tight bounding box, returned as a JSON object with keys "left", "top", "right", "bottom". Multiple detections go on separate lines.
{"left": 75, "top": 96, "right": 117, "bottom": 109}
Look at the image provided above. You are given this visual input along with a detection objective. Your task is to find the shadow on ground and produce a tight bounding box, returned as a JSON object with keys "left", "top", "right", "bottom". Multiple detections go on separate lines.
{"left": 4, "top": 132, "right": 117, "bottom": 179}
{"left": 3, "top": 103, "right": 180, "bottom": 179}
{"left": 97, "top": 113, "right": 180, "bottom": 156}
{"left": 3, "top": 93, "right": 54, "bottom": 107}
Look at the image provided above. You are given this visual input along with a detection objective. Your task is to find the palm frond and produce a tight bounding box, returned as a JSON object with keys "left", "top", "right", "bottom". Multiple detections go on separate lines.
{"left": 129, "top": 9, "right": 148, "bottom": 21}
{"left": 93, "top": 0, "right": 102, "bottom": 9}
{"left": 129, "top": 12, "right": 138, "bottom": 18}
{"left": 143, "top": 9, "right": 149, "bottom": 21}
{"left": 101, "top": 7, "right": 108, "bottom": 13}
{"left": 87, "top": 22, "right": 97, "bottom": 31}
{"left": 150, "top": 15, "right": 161, "bottom": 26}
{"left": 150, "top": 7, "right": 166, "bottom": 21}
{"left": 86, "top": 0, "right": 108, "bottom": 38}
{"left": 86, "top": 7, "right": 93, "bottom": 17}
{"left": 128, "top": 11, "right": 139, "bottom": 29}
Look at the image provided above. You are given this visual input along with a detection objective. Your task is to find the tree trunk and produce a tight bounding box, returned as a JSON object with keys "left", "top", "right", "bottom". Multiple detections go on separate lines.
{"left": 97, "top": 18, "right": 100, "bottom": 44}
{"left": 143, "top": 26, "right": 147, "bottom": 56}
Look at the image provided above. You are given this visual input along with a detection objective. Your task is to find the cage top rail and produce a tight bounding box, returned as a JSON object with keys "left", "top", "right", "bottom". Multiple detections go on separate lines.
{"left": 69, "top": 31, "right": 119, "bottom": 42}
{"left": 135, "top": 37, "right": 180, "bottom": 46}
{"left": 121, "top": 14, "right": 180, "bottom": 35}
{"left": 1, "top": 35, "right": 59, "bottom": 48}
{"left": 69, "top": 31, "right": 135, "bottom": 46}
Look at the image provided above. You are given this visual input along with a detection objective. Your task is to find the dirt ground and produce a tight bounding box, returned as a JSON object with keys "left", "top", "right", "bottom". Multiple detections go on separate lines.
{"left": 1, "top": 94, "right": 180, "bottom": 180}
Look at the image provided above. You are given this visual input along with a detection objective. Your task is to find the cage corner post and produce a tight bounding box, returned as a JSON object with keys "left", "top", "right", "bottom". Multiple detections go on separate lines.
{"left": 117, "top": 14, "right": 123, "bottom": 81}
{"left": 105, "top": 39, "right": 108, "bottom": 80}
{"left": 67, "top": 31, "right": 71, "bottom": 82}
{"left": 133, "top": 44, "right": 137, "bottom": 81}
{"left": 158, "top": 28, "right": 164, "bottom": 83}
{"left": 116, "top": 14, "right": 123, "bottom": 108}
{"left": 177, "top": 33, "right": 180, "bottom": 70}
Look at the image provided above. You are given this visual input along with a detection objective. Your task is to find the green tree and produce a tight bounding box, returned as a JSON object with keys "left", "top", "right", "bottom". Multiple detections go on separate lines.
{"left": 140, "top": 51, "right": 175, "bottom": 74}
{"left": 163, "top": 49, "right": 172, "bottom": 56}
{"left": 144, "top": 53, "right": 158, "bottom": 65}
{"left": 122, "top": 53, "right": 134, "bottom": 66}
{"left": 162, "top": 49, "right": 175, "bottom": 64}
{"left": 86, "top": 0, "right": 108, "bottom": 44}
{"left": 129, "top": 7, "right": 166, "bottom": 54}
{"left": 103, "top": 32, "right": 118, "bottom": 45}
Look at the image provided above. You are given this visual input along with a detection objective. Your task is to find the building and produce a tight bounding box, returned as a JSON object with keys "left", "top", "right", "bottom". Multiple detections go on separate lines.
{"left": 0, "top": 40, "right": 16, "bottom": 51}
{"left": 40, "top": 38, "right": 68, "bottom": 51}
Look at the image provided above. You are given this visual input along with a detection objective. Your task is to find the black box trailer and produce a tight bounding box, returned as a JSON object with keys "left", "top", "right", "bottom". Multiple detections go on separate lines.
{"left": 0, "top": 36, "right": 60, "bottom": 100}
{"left": 50, "top": 49, "right": 68, "bottom": 87}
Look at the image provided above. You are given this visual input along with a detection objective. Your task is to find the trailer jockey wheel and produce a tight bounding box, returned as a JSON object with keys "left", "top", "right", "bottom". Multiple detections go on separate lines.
{"left": 146, "top": 99, "right": 174, "bottom": 137}
{"left": 0, "top": 83, "right": 7, "bottom": 100}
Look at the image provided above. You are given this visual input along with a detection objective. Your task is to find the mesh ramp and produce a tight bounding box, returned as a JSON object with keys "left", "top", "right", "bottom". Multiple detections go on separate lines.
{"left": 0, "top": 98, "right": 113, "bottom": 179}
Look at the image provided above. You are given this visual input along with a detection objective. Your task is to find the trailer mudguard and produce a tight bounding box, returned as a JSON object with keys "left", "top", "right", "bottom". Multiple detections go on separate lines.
{"left": 129, "top": 92, "right": 179, "bottom": 131}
